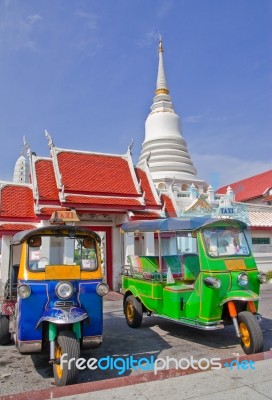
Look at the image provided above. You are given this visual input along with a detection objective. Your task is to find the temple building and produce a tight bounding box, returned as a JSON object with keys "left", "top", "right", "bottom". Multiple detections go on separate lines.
{"left": 0, "top": 39, "right": 271, "bottom": 291}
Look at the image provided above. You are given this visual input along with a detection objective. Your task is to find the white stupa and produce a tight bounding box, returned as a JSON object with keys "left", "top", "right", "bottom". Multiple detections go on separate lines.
{"left": 137, "top": 39, "right": 206, "bottom": 192}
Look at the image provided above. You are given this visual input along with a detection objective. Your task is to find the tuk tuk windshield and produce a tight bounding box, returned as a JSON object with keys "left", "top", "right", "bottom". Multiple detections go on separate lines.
{"left": 202, "top": 227, "right": 250, "bottom": 257}
{"left": 28, "top": 235, "right": 98, "bottom": 271}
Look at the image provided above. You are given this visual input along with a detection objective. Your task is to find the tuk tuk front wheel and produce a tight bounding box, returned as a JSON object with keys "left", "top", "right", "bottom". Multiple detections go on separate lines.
{"left": 53, "top": 330, "right": 80, "bottom": 386}
{"left": 0, "top": 313, "right": 10, "bottom": 345}
{"left": 124, "top": 295, "right": 143, "bottom": 328}
{"left": 238, "top": 311, "right": 263, "bottom": 355}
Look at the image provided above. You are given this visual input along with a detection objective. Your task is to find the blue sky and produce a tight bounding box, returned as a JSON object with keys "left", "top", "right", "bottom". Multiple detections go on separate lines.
{"left": 0, "top": 0, "right": 271, "bottom": 188}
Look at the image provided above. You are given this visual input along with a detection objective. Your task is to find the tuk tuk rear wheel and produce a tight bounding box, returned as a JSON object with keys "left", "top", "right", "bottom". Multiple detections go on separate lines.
{"left": 0, "top": 313, "right": 10, "bottom": 345}
{"left": 53, "top": 330, "right": 80, "bottom": 386}
{"left": 124, "top": 295, "right": 143, "bottom": 328}
{"left": 238, "top": 311, "right": 263, "bottom": 355}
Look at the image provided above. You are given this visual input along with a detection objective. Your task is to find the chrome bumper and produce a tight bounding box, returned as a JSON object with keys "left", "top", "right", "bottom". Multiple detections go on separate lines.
{"left": 17, "top": 340, "right": 42, "bottom": 353}
{"left": 82, "top": 335, "right": 102, "bottom": 349}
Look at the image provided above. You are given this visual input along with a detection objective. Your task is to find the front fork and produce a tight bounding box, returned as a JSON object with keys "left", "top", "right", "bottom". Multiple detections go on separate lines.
{"left": 48, "top": 322, "right": 81, "bottom": 362}
{"left": 227, "top": 301, "right": 257, "bottom": 337}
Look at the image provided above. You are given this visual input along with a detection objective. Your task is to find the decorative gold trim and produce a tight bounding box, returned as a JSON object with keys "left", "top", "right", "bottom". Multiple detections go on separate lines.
{"left": 155, "top": 88, "right": 169, "bottom": 95}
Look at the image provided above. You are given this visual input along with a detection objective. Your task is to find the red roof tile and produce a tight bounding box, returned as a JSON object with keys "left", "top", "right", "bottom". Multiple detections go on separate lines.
{"left": 0, "top": 224, "right": 36, "bottom": 234}
{"left": 35, "top": 159, "right": 59, "bottom": 201}
{"left": 130, "top": 211, "right": 161, "bottom": 220}
{"left": 65, "top": 195, "right": 143, "bottom": 208}
{"left": 0, "top": 186, "right": 36, "bottom": 219}
{"left": 135, "top": 168, "right": 159, "bottom": 207}
{"left": 217, "top": 170, "right": 272, "bottom": 202}
{"left": 262, "top": 195, "right": 272, "bottom": 203}
{"left": 57, "top": 152, "right": 139, "bottom": 196}
{"left": 161, "top": 194, "right": 177, "bottom": 217}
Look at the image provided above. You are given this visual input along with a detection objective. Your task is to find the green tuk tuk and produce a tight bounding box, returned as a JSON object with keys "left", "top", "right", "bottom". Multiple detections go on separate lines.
{"left": 121, "top": 217, "right": 267, "bottom": 354}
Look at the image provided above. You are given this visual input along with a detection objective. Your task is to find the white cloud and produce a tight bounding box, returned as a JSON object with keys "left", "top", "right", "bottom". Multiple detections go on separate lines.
{"left": 136, "top": 31, "right": 157, "bottom": 48}
{"left": 156, "top": 0, "right": 175, "bottom": 19}
{"left": 0, "top": 3, "right": 42, "bottom": 52}
{"left": 75, "top": 10, "right": 98, "bottom": 30}
{"left": 184, "top": 114, "right": 205, "bottom": 123}
{"left": 27, "top": 14, "right": 42, "bottom": 25}
{"left": 191, "top": 153, "right": 272, "bottom": 189}
{"left": 184, "top": 113, "right": 229, "bottom": 124}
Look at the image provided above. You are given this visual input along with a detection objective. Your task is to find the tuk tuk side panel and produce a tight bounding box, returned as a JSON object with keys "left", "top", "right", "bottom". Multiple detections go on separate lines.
{"left": 79, "top": 281, "right": 103, "bottom": 337}
{"left": 162, "top": 287, "right": 194, "bottom": 319}
{"left": 122, "top": 276, "right": 163, "bottom": 313}
{"left": 17, "top": 281, "right": 48, "bottom": 341}
{"left": 197, "top": 273, "right": 231, "bottom": 322}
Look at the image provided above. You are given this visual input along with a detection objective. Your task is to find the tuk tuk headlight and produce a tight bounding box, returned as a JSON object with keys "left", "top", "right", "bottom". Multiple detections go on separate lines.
{"left": 238, "top": 273, "right": 248, "bottom": 287}
{"left": 203, "top": 277, "right": 221, "bottom": 289}
{"left": 96, "top": 282, "right": 109, "bottom": 296}
{"left": 56, "top": 282, "right": 73, "bottom": 300}
{"left": 18, "top": 284, "right": 31, "bottom": 299}
{"left": 257, "top": 272, "right": 267, "bottom": 284}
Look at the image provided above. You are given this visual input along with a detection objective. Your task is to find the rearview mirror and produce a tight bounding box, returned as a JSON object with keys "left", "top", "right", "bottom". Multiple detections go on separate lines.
{"left": 83, "top": 238, "right": 95, "bottom": 249}
{"left": 29, "top": 236, "right": 41, "bottom": 247}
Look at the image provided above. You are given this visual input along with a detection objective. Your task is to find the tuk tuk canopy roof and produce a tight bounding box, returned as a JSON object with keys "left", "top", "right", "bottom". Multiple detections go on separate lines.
{"left": 11, "top": 225, "right": 101, "bottom": 245}
{"left": 121, "top": 217, "right": 247, "bottom": 233}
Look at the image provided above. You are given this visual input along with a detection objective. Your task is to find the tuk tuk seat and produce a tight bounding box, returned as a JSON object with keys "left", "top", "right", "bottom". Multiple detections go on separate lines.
{"left": 126, "top": 255, "right": 182, "bottom": 280}
{"left": 182, "top": 254, "right": 200, "bottom": 282}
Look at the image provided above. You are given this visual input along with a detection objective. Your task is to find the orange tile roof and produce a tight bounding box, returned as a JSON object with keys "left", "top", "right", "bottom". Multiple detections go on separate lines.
{"left": 262, "top": 195, "right": 272, "bottom": 203}
{"left": 135, "top": 168, "right": 160, "bottom": 207}
{"left": 57, "top": 152, "right": 139, "bottom": 196}
{"left": 130, "top": 211, "right": 161, "bottom": 220}
{"left": 0, "top": 186, "right": 36, "bottom": 219}
{"left": 0, "top": 224, "right": 36, "bottom": 234}
{"left": 65, "top": 195, "right": 143, "bottom": 208}
{"left": 161, "top": 194, "right": 177, "bottom": 217}
{"left": 217, "top": 170, "right": 272, "bottom": 202}
{"left": 35, "top": 159, "right": 59, "bottom": 201}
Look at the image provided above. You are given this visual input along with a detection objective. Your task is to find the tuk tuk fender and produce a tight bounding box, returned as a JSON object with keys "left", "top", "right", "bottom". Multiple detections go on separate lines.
{"left": 220, "top": 291, "right": 260, "bottom": 338}
{"left": 36, "top": 307, "right": 89, "bottom": 329}
{"left": 123, "top": 286, "right": 140, "bottom": 306}
{"left": 219, "top": 290, "right": 260, "bottom": 307}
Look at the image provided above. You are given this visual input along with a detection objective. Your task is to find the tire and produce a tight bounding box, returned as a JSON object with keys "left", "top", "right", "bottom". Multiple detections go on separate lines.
{"left": 53, "top": 330, "right": 80, "bottom": 386}
{"left": 0, "top": 313, "right": 10, "bottom": 345}
{"left": 238, "top": 311, "right": 263, "bottom": 355}
{"left": 124, "top": 295, "right": 143, "bottom": 328}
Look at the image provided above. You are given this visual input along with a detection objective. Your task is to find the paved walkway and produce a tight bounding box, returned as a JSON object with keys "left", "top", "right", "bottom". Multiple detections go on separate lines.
{"left": 1, "top": 351, "right": 271, "bottom": 400}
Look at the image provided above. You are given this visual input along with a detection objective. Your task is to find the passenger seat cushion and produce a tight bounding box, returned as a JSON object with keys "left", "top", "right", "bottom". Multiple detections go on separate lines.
{"left": 183, "top": 254, "right": 200, "bottom": 281}
{"left": 127, "top": 255, "right": 143, "bottom": 273}
{"left": 139, "top": 256, "right": 159, "bottom": 272}
{"left": 162, "top": 255, "right": 182, "bottom": 278}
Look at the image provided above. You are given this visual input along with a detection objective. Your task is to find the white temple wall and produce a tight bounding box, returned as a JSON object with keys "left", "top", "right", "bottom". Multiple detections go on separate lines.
{"left": 112, "top": 226, "right": 122, "bottom": 291}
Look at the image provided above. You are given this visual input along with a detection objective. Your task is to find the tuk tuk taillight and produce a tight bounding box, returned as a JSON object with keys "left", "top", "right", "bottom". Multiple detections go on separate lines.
{"left": 18, "top": 284, "right": 31, "bottom": 299}
{"left": 203, "top": 277, "right": 221, "bottom": 289}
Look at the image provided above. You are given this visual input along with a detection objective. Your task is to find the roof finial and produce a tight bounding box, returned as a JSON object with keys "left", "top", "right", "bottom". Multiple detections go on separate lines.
{"left": 158, "top": 34, "right": 163, "bottom": 53}
{"left": 45, "top": 129, "right": 54, "bottom": 149}
{"left": 128, "top": 139, "right": 134, "bottom": 154}
{"left": 156, "top": 35, "right": 169, "bottom": 96}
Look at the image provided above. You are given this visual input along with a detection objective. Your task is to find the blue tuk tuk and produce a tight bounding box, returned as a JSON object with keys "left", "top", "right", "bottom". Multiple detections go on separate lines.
{"left": 0, "top": 225, "right": 109, "bottom": 386}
